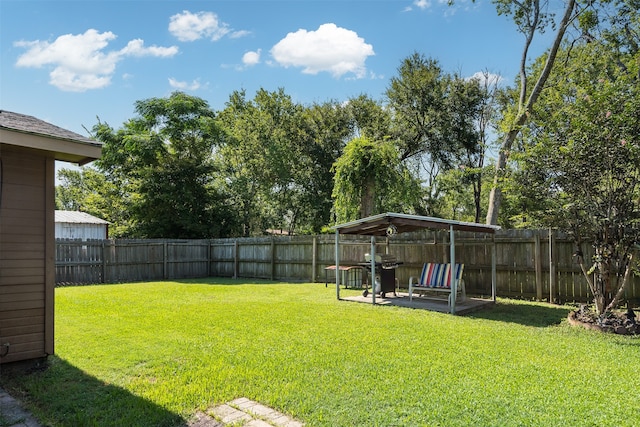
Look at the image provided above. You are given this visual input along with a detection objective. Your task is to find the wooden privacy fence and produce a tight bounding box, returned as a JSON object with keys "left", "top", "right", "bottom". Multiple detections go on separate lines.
{"left": 55, "top": 230, "right": 640, "bottom": 303}
{"left": 56, "top": 239, "right": 210, "bottom": 285}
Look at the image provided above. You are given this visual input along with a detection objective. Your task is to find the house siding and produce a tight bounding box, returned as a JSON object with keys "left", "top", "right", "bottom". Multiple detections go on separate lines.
{"left": 0, "top": 146, "right": 52, "bottom": 364}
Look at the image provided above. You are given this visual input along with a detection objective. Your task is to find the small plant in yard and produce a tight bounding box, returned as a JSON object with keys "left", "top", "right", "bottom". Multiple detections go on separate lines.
{"left": 1, "top": 280, "right": 639, "bottom": 426}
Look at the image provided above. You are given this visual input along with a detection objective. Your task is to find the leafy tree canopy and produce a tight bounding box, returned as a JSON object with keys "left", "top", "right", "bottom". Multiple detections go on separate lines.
{"left": 91, "top": 91, "right": 236, "bottom": 238}
{"left": 332, "top": 136, "right": 422, "bottom": 223}
{"left": 512, "top": 42, "right": 640, "bottom": 314}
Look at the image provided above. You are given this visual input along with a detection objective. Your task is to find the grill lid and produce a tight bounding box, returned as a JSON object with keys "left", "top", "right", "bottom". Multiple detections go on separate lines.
{"left": 364, "top": 253, "right": 397, "bottom": 264}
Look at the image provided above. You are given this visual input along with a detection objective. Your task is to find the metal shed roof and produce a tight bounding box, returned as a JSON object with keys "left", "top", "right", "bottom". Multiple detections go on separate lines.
{"left": 333, "top": 212, "right": 500, "bottom": 236}
{"left": 55, "top": 210, "right": 110, "bottom": 225}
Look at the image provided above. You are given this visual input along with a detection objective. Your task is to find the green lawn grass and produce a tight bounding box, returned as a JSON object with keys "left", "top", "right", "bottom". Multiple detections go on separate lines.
{"left": 2, "top": 279, "right": 639, "bottom": 426}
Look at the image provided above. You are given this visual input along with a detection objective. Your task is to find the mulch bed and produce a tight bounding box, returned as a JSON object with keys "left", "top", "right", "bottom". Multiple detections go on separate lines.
{"left": 568, "top": 306, "right": 640, "bottom": 335}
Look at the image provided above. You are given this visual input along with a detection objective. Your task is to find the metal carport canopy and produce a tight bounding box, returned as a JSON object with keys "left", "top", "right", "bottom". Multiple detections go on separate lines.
{"left": 332, "top": 213, "right": 501, "bottom": 313}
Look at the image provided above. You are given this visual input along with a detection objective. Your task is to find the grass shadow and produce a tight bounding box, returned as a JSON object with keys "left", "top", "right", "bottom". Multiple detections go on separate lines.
{"left": 0, "top": 357, "right": 185, "bottom": 427}
{"left": 466, "top": 299, "right": 573, "bottom": 328}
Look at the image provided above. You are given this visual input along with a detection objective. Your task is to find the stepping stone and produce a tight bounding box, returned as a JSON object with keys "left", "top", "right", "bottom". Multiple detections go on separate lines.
{"left": 207, "top": 397, "right": 304, "bottom": 426}
{"left": 246, "top": 403, "right": 277, "bottom": 418}
{"left": 188, "top": 411, "right": 223, "bottom": 427}
{"left": 245, "top": 420, "right": 273, "bottom": 427}
{"left": 229, "top": 397, "right": 257, "bottom": 411}
{"left": 210, "top": 404, "right": 252, "bottom": 424}
{"left": 0, "top": 388, "right": 43, "bottom": 427}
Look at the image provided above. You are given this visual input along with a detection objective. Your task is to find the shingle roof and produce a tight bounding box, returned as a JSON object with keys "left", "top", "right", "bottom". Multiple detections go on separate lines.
{"left": 0, "top": 110, "right": 98, "bottom": 146}
{"left": 0, "top": 110, "right": 102, "bottom": 164}
{"left": 55, "top": 210, "right": 110, "bottom": 224}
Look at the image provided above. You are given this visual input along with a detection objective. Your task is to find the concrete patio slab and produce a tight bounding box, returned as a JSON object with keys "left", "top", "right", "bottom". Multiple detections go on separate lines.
{"left": 341, "top": 292, "right": 495, "bottom": 315}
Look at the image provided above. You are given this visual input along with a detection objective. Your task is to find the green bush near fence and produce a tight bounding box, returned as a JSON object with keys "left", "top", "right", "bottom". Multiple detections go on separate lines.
{"left": 2, "top": 279, "right": 639, "bottom": 426}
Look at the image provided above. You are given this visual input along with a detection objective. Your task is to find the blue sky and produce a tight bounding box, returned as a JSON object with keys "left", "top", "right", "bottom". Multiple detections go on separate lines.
{"left": 1, "top": 0, "right": 551, "bottom": 140}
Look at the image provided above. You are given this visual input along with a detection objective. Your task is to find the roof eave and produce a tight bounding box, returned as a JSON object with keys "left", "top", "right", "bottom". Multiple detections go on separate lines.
{"left": 0, "top": 127, "right": 102, "bottom": 164}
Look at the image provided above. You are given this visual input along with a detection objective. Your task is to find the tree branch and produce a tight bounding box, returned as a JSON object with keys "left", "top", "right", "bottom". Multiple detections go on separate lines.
{"left": 524, "top": 0, "right": 577, "bottom": 113}
{"left": 605, "top": 253, "right": 635, "bottom": 313}
{"left": 576, "top": 255, "right": 598, "bottom": 298}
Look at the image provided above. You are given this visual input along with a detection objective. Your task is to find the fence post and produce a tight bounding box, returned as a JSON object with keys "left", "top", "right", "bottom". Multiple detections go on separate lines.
{"left": 207, "top": 240, "right": 212, "bottom": 277}
{"left": 234, "top": 240, "right": 239, "bottom": 279}
{"left": 271, "top": 239, "right": 276, "bottom": 281}
{"left": 163, "top": 241, "right": 168, "bottom": 280}
{"left": 312, "top": 236, "right": 317, "bottom": 283}
{"left": 534, "top": 233, "right": 542, "bottom": 301}
{"left": 101, "top": 241, "right": 107, "bottom": 284}
{"left": 549, "top": 229, "right": 556, "bottom": 303}
{"left": 491, "top": 236, "right": 497, "bottom": 302}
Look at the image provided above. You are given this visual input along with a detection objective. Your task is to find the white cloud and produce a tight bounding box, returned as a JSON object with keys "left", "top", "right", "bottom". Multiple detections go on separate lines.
{"left": 242, "top": 50, "right": 261, "bottom": 67}
{"left": 14, "top": 29, "right": 178, "bottom": 92}
{"left": 120, "top": 39, "right": 178, "bottom": 57}
{"left": 467, "top": 71, "right": 504, "bottom": 87}
{"left": 270, "top": 23, "right": 374, "bottom": 79}
{"left": 15, "top": 30, "right": 119, "bottom": 75}
{"left": 169, "top": 10, "right": 230, "bottom": 42}
{"left": 168, "top": 78, "right": 202, "bottom": 91}
{"left": 230, "top": 30, "right": 251, "bottom": 39}
{"left": 48, "top": 67, "right": 113, "bottom": 92}
{"left": 414, "top": 0, "right": 432, "bottom": 10}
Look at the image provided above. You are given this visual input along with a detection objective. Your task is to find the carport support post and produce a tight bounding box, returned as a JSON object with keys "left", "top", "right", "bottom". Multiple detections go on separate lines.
{"left": 335, "top": 230, "right": 340, "bottom": 300}
{"left": 371, "top": 236, "right": 376, "bottom": 305}
{"left": 449, "top": 225, "right": 456, "bottom": 314}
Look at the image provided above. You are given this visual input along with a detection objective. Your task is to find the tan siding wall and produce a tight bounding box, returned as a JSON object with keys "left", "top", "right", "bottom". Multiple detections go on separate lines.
{"left": 0, "top": 146, "right": 49, "bottom": 364}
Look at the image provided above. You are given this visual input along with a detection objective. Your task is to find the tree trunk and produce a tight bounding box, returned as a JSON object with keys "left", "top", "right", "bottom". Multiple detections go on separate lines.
{"left": 360, "top": 175, "right": 376, "bottom": 218}
{"left": 594, "top": 260, "right": 609, "bottom": 315}
{"left": 485, "top": 129, "right": 517, "bottom": 225}
{"left": 473, "top": 176, "right": 482, "bottom": 224}
{"left": 485, "top": 0, "right": 577, "bottom": 225}
{"left": 605, "top": 254, "right": 635, "bottom": 313}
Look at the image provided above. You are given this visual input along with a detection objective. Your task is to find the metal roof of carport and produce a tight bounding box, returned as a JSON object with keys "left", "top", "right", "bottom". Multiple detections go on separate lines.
{"left": 332, "top": 213, "right": 500, "bottom": 314}
{"left": 333, "top": 212, "right": 500, "bottom": 236}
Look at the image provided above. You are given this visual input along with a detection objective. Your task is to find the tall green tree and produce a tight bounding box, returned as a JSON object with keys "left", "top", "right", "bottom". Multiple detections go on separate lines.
{"left": 468, "top": 72, "right": 502, "bottom": 222}
{"left": 595, "top": 0, "right": 639, "bottom": 58}
{"left": 385, "top": 53, "right": 490, "bottom": 218}
{"left": 216, "top": 90, "right": 379, "bottom": 235}
{"left": 56, "top": 168, "right": 94, "bottom": 212}
{"left": 332, "top": 136, "right": 421, "bottom": 222}
{"left": 386, "top": 53, "right": 453, "bottom": 165}
{"left": 483, "top": 0, "right": 605, "bottom": 225}
{"left": 216, "top": 88, "right": 306, "bottom": 235}
{"left": 93, "top": 92, "right": 234, "bottom": 238}
{"left": 344, "top": 94, "right": 391, "bottom": 142}
{"left": 55, "top": 167, "right": 131, "bottom": 237}
{"left": 296, "top": 100, "right": 354, "bottom": 232}
{"left": 512, "top": 42, "right": 640, "bottom": 315}
{"left": 445, "top": 74, "right": 494, "bottom": 222}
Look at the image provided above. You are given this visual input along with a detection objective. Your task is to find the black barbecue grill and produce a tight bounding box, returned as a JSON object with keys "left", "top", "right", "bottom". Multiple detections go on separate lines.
{"left": 360, "top": 253, "right": 402, "bottom": 297}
